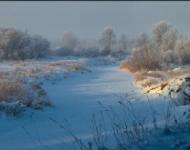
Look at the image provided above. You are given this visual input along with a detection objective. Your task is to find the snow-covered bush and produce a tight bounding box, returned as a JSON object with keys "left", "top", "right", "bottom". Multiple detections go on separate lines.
{"left": 0, "top": 77, "right": 51, "bottom": 116}
{"left": 161, "top": 50, "right": 178, "bottom": 65}
{"left": 0, "top": 79, "right": 23, "bottom": 102}
{"left": 175, "top": 38, "right": 190, "bottom": 64}
{"left": 123, "top": 33, "right": 162, "bottom": 72}
{"left": 47, "top": 60, "right": 88, "bottom": 73}
{"left": 0, "top": 27, "right": 50, "bottom": 60}
{"left": 128, "top": 47, "right": 162, "bottom": 71}
{"left": 122, "top": 21, "right": 184, "bottom": 71}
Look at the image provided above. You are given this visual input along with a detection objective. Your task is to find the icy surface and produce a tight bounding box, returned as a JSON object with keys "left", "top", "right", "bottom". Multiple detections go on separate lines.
{"left": 0, "top": 64, "right": 188, "bottom": 150}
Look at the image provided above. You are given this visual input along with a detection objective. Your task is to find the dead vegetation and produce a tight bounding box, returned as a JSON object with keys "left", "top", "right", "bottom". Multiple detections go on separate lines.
{"left": 54, "top": 95, "right": 190, "bottom": 150}
{"left": 120, "top": 21, "right": 190, "bottom": 96}
{"left": 120, "top": 64, "right": 190, "bottom": 98}
{"left": 0, "top": 77, "right": 51, "bottom": 116}
{"left": 0, "top": 79, "right": 22, "bottom": 102}
{"left": 121, "top": 21, "right": 190, "bottom": 74}
{"left": 47, "top": 60, "right": 88, "bottom": 73}
{"left": 0, "top": 59, "right": 88, "bottom": 116}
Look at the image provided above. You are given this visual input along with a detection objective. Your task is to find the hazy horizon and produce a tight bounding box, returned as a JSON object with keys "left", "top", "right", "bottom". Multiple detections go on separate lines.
{"left": 0, "top": 1, "right": 190, "bottom": 42}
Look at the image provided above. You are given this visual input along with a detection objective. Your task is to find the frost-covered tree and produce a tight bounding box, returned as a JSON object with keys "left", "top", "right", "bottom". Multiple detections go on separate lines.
{"left": 151, "top": 21, "right": 178, "bottom": 64}
{"left": 58, "top": 31, "right": 79, "bottom": 56}
{"left": 175, "top": 38, "right": 190, "bottom": 64}
{"left": 111, "top": 34, "right": 129, "bottom": 58}
{"left": 135, "top": 33, "right": 149, "bottom": 48}
{"left": 160, "top": 28, "right": 178, "bottom": 52}
{"left": 62, "top": 31, "right": 78, "bottom": 49}
{"left": 0, "top": 28, "right": 29, "bottom": 59}
{"left": 159, "top": 28, "right": 178, "bottom": 63}
{"left": 0, "top": 28, "right": 50, "bottom": 60}
{"left": 99, "top": 26, "right": 116, "bottom": 56}
{"left": 123, "top": 20, "right": 190, "bottom": 71}
{"left": 118, "top": 34, "right": 128, "bottom": 49}
{"left": 152, "top": 21, "right": 173, "bottom": 47}
{"left": 28, "top": 35, "right": 50, "bottom": 59}
{"left": 118, "top": 34, "right": 129, "bottom": 53}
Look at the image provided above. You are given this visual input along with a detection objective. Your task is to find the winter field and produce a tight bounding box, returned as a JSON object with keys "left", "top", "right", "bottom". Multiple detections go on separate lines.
{"left": 0, "top": 3, "right": 190, "bottom": 149}
{"left": 0, "top": 57, "right": 189, "bottom": 150}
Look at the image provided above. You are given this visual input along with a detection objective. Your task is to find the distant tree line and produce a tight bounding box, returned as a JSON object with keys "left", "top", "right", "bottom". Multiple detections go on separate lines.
{"left": 0, "top": 26, "right": 132, "bottom": 60}
{"left": 54, "top": 26, "right": 131, "bottom": 59}
{"left": 2, "top": 21, "right": 190, "bottom": 63}
{"left": 0, "top": 28, "right": 50, "bottom": 60}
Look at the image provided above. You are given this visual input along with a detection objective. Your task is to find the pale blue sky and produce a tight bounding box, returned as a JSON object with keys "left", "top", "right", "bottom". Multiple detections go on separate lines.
{"left": 0, "top": 1, "right": 190, "bottom": 42}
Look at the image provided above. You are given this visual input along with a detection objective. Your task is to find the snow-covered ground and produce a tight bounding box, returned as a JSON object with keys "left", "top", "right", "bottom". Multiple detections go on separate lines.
{"left": 0, "top": 62, "right": 188, "bottom": 150}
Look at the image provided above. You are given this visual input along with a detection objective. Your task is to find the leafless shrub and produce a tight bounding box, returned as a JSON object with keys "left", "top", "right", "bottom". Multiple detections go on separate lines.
{"left": 161, "top": 50, "right": 177, "bottom": 65}
{"left": 175, "top": 37, "right": 190, "bottom": 64}
{"left": 122, "top": 21, "right": 181, "bottom": 72}
{"left": 125, "top": 39, "right": 162, "bottom": 72}
{"left": 0, "top": 78, "right": 23, "bottom": 102}
{"left": 0, "top": 77, "right": 51, "bottom": 116}
{"left": 47, "top": 60, "right": 88, "bottom": 73}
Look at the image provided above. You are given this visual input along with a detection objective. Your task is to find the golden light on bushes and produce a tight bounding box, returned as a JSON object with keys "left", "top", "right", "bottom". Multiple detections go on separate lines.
{"left": 119, "top": 63, "right": 138, "bottom": 73}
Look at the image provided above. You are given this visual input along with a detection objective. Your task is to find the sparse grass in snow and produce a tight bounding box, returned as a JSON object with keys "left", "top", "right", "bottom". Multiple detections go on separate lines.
{"left": 0, "top": 59, "right": 89, "bottom": 116}
{"left": 48, "top": 94, "right": 190, "bottom": 150}
{"left": 0, "top": 77, "right": 51, "bottom": 116}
